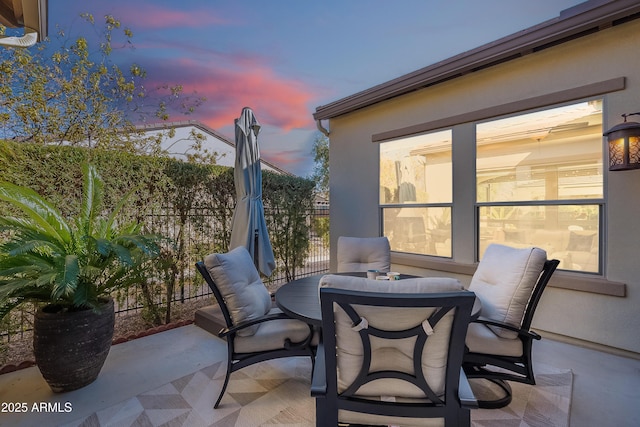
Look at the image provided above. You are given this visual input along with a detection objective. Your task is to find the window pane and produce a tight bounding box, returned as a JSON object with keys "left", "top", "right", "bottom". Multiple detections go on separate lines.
{"left": 382, "top": 207, "right": 451, "bottom": 257}
{"left": 380, "top": 130, "right": 452, "bottom": 204}
{"left": 479, "top": 205, "right": 600, "bottom": 273}
{"left": 477, "top": 101, "right": 603, "bottom": 202}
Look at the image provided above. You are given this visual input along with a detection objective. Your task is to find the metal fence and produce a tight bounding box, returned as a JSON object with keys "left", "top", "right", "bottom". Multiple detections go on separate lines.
{"left": 0, "top": 206, "right": 330, "bottom": 342}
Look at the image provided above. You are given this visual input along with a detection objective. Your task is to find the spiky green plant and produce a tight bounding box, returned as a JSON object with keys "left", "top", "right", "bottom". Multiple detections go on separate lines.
{"left": 0, "top": 164, "right": 162, "bottom": 319}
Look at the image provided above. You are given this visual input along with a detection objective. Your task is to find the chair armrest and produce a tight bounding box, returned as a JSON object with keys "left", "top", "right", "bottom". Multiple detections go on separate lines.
{"left": 472, "top": 317, "right": 541, "bottom": 340}
{"left": 458, "top": 368, "right": 478, "bottom": 409}
{"left": 311, "top": 342, "right": 327, "bottom": 398}
{"left": 218, "top": 311, "right": 292, "bottom": 338}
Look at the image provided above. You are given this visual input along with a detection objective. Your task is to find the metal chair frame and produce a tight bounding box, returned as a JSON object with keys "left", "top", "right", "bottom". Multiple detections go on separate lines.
{"left": 463, "top": 259, "right": 560, "bottom": 408}
{"left": 195, "top": 261, "right": 314, "bottom": 408}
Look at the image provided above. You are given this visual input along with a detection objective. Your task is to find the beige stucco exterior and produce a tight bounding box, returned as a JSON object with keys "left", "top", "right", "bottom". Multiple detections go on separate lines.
{"left": 326, "top": 19, "right": 640, "bottom": 354}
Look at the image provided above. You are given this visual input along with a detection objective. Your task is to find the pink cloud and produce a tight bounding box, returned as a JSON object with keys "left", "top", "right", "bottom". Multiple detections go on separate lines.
{"left": 263, "top": 149, "right": 308, "bottom": 167}
{"left": 145, "top": 55, "right": 320, "bottom": 132}
{"left": 113, "top": 3, "right": 231, "bottom": 29}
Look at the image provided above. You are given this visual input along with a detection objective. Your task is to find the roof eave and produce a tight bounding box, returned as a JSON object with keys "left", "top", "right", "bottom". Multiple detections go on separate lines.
{"left": 313, "top": 0, "right": 640, "bottom": 121}
{"left": 0, "top": 0, "right": 48, "bottom": 42}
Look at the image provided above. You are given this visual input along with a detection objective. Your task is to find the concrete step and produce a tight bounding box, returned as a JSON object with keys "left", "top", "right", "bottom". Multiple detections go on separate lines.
{"left": 194, "top": 300, "right": 279, "bottom": 338}
{"left": 194, "top": 305, "right": 226, "bottom": 337}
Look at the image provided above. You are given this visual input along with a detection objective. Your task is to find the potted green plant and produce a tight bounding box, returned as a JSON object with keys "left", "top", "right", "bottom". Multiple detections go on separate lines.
{"left": 0, "top": 164, "right": 162, "bottom": 392}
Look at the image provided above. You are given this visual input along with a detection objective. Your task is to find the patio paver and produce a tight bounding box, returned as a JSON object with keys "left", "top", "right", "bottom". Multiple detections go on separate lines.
{"left": 0, "top": 324, "right": 638, "bottom": 427}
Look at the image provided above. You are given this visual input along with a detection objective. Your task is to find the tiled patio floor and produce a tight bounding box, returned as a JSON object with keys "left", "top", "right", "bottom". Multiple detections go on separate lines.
{"left": 0, "top": 324, "right": 638, "bottom": 427}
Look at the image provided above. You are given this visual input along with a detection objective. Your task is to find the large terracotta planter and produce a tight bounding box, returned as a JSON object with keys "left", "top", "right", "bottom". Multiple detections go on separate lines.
{"left": 33, "top": 298, "right": 115, "bottom": 393}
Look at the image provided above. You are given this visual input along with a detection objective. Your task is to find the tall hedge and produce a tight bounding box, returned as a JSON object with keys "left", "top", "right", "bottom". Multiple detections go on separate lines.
{"left": 0, "top": 141, "right": 316, "bottom": 324}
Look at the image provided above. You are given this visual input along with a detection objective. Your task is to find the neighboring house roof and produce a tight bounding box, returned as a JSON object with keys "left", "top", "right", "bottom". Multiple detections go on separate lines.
{"left": 136, "top": 120, "right": 293, "bottom": 176}
{"left": 0, "top": 0, "right": 48, "bottom": 45}
{"left": 314, "top": 0, "right": 640, "bottom": 121}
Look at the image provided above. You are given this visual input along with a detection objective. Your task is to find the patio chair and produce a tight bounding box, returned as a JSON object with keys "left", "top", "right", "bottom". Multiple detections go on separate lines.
{"left": 312, "top": 274, "right": 477, "bottom": 426}
{"left": 336, "top": 236, "right": 391, "bottom": 273}
{"left": 463, "top": 243, "right": 559, "bottom": 408}
{"left": 195, "top": 247, "right": 315, "bottom": 408}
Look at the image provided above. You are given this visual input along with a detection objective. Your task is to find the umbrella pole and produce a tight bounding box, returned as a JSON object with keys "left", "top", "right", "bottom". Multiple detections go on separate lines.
{"left": 254, "top": 229, "right": 259, "bottom": 270}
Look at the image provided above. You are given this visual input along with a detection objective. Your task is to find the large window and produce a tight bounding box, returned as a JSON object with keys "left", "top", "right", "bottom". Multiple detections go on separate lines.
{"left": 380, "top": 130, "right": 452, "bottom": 257}
{"left": 378, "top": 99, "right": 605, "bottom": 273}
{"left": 477, "top": 100, "right": 603, "bottom": 273}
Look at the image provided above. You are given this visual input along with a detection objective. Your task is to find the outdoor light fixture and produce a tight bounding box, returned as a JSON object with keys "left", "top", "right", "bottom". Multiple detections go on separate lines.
{"left": 603, "top": 112, "right": 640, "bottom": 171}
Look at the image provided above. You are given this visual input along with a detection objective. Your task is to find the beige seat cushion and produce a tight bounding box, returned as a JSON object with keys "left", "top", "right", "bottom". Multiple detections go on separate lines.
{"left": 465, "top": 322, "right": 523, "bottom": 357}
{"left": 234, "top": 308, "right": 311, "bottom": 353}
{"left": 320, "top": 274, "right": 463, "bottom": 294}
{"left": 469, "top": 244, "right": 547, "bottom": 339}
{"left": 336, "top": 236, "right": 391, "bottom": 273}
{"left": 320, "top": 275, "right": 465, "bottom": 398}
{"left": 340, "top": 408, "right": 445, "bottom": 427}
{"left": 204, "top": 247, "right": 271, "bottom": 337}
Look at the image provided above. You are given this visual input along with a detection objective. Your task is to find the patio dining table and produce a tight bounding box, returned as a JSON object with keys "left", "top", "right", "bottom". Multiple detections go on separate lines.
{"left": 275, "top": 272, "right": 481, "bottom": 327}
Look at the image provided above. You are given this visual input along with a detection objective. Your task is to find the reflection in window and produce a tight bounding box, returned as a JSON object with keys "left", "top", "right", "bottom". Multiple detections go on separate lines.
{"left": 382, "top": 207, "right": 451, "bottom": 257}
{"left": 478, "top": 205, "right": 600, "bottom": 272}
{"left": 380, "top": 130, "right": 452, "bottom": 257}
{"left": 477, "top": 100, "right": 603, "bottom": 273}
{"left": 380, "top": 130, "right": 452, "bottom": 204}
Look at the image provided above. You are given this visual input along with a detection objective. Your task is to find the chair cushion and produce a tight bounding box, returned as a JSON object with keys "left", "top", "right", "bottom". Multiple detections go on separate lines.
{"left": 340, "top": 408, "right": 444, "bottom": 427}
{"left": 465, "top": 322, "right": 523, "bottom": 357}
{"left": 469, "top": 244, "right": 547, "bottom": 339}
{"left": 320, "top": 275, "right": 465, "bottom": 398}
{"left": 337, "top": 236, "right": 391, "bottom": 273}
{"left": 320, "top": 274, "right": 463, "bottom": 294}
{"left": 234, "top": 308, "right": 311, "bottom": 353}
{"left": 203, "top": 247, "right": 271, "bottom": 337}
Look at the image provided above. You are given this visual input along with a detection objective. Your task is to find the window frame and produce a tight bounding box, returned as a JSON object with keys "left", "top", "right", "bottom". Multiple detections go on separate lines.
{"left": 378, "top": 129, "right": 454, "bottom": 258}
{"left": 372, "top": 78, "right": 627, "bottom": 295}
{"left": 378, "top": 97, "right": 607, "bottom": 273}
{"left": 473, "top": 98, "right": 605, "bottom": 274}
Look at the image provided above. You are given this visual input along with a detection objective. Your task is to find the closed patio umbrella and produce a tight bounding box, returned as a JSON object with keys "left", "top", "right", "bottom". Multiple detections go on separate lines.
{"left": 229, "top": 107, "right": 276, "bottom": 276}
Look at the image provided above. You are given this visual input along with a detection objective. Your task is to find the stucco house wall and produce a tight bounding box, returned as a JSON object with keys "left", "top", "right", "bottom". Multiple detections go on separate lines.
{"left": 326, "top": 17, "right": 640, "bottom": 354}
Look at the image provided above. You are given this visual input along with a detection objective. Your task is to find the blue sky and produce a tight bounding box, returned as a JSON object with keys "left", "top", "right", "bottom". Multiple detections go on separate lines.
{"left": 45, "top": 0, "right": 585, "bottom": 176}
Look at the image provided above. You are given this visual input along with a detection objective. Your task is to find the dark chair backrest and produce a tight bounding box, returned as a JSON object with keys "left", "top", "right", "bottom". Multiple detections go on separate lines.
{"left": 320, "top": 287, "right": 474, "bottom": 412}
{"left": 195, "top": 261, "right": 235, "bottom": 330}
{"left": 520, "top": 259, "right": 560, "bottom": 331}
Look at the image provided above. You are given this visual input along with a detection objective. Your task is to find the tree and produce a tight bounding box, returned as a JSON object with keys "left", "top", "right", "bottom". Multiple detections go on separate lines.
{"left": 263, "top": 173, "right": 315, "bottom": 282}
{"left": 310, "top": 132, "right": 330, "bottom": 248}
{"left": 311, "top": 132, "right": 329, "bottom": 196}
{"left": 0, "top": 14, "right": 205, "bottom": 156}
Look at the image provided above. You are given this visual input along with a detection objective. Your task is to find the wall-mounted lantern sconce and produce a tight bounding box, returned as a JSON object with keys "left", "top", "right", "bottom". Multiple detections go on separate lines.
{"left": 603, "top": 113, "right": 640, "bottom": 171}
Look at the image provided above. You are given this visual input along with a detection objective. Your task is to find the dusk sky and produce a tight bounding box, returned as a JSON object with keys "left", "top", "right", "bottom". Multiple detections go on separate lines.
{"left": 46, "top": 0, "right": 585, "bottom": 176}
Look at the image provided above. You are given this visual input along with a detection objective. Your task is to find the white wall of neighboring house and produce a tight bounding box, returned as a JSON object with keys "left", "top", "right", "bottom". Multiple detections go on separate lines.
{"left": 138, "top": 120, "right": 291, "bottom": 175}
